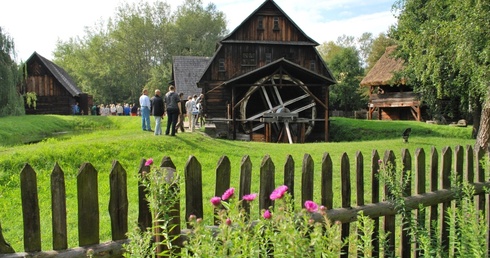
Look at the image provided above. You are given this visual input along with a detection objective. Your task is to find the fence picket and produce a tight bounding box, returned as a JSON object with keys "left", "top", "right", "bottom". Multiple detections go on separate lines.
{"left": 185, "top": 156, "right": 203, "bottom": 227}
{"left": 77, "top": 162, "right": 100, "bottom": 246}
{"left": 321, "top": 152, "right": 333, "bottom": 210}
{"left": 239, "top": 155, "right": 253, "bottom": 217}
{"left": 371, "top": 150, "right": 380, "bottom": 257}
{"left": 283, "top": 155, "right": 295, "bottom": 199}
{"left": 259, "top": 155, "right": 275, "bottom": 212}
{"left": 429, "top": 147, "right": 439, "bottom": 240}
{"left": 414, "top": 148, "right": 426, "bottom": 258}
{"left": 138, "top": 159, "right": 152, "bottom": 231}
{"left": 355, "top": 151, "right": 364, "bottom": 257}
{"left": 440, "top": 147, "right": 452, "bottom": 254}
{"left": 383, "top": 150, "right": 396, "bottom": 257}
{"left": 214, "top": 156, "right": 231, "bottom": 225}
{"left": 400, "top": 149, "right": 412, "bottom": 258}
{"left": 51, "top": 163, "right": 67, "bottom": 250}
{"left": 340, "top": 153, "right": 350, "bottom": 258}
{"left": 20, "top": 163, "right": 41, "bottom": 252}
{"left": 109, "top": 160, "right": 128, "bottom": 241}
{"left": 0, "top": 222, "right": 14, "bottom": 253}
{"left": 301, "top": 154, "right": 314, "bottom": 205}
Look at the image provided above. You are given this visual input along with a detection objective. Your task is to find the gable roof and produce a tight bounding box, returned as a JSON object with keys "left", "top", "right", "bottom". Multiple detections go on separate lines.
{"left": 223, "top": 57, "right": 336, "bottom": 86}
{"left": 360, "top": 46, "right": 405, "bottom": 87}
{"left": 221, "top": 0, "right": 318, "bottom": 45}
{"left": 27, "top": 52, "right": 83, "bottom": 97}
{"left": 172, "top": 56, "right": 211, "bottom": 96}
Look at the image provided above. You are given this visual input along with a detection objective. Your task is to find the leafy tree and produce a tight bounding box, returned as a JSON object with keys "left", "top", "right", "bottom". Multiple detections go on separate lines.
{"left": 365, "top": 33, "right": 396, "bottom": 74}
{"left": 327, "top": 46, "right": 366, "bottom": 111}
{"left": 357, "top": 32, "right": 373, "bottom": 68}
{"left": 0, "top": 27, "right": 24, "bottom": 116}
{"left": 392, "top": 0, "right": 490, "bottom": 147}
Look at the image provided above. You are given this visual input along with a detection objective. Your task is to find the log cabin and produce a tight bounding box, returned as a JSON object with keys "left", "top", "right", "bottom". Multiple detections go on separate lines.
{"left": 19, "top": 52, "right": 91, "bottom": 115}
{"left": 195, "top": 0, "right": 336, "bottom": 143}
{"left": 360, "top": 46, "right": 422, "bottom": 121}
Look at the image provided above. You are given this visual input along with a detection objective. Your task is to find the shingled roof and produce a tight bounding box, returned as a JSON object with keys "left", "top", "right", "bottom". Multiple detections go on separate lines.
{"left": 28, "top": 52, "right": 83, "bottom": 97}
{"left": 172, "top": 56, "right": 211, "bottom": 97}
{"left": 360, "top": 46, "right": 405, "bottom": 87}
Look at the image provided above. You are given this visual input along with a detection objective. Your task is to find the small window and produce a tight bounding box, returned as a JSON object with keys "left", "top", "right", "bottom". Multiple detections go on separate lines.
{"left": 273, "top": 17, "right": 280, "bottom": 31}
{"left": 265, "top": 53, "right": 272, "bottom": 64}
{"left": 257, "top": 16, "right": 264, "bottom": 30}
{"left": 218, "top": 58, "right": 225, "bottom": 72}
{"left": 242, "top": 52, "right": 256, "bottom": 66}
{"left": 309, "top": 60, "right": 316, "bottom": 71}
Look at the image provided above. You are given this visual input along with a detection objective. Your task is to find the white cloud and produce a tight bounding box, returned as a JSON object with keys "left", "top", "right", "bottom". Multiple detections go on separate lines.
{"left": 1, "top": 0, "right": 397, "bottom": 61}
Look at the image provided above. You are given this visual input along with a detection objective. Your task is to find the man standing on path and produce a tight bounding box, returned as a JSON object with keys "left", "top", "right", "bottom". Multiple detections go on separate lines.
{"left": 139, "top": 89, "right": 152, "bottom": 132}
{"left": 151, "top": 89, "right": 165, "bottom": 135}
{"left": 175, "top": 92, "right": 186, "bottom": 133}
{"left": 164, "top": 85, "right": 181, "bottom": 136}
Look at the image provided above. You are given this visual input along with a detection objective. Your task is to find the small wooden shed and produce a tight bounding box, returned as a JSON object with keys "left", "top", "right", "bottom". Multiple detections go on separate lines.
{"left": 360, "top": 46, "right": 422, "bottom": 121}
{"left": 196, "top": 0, "right": 336, "bottom": 143}
{"left": 19, "top": 52, "right": 91, "bottom": 115}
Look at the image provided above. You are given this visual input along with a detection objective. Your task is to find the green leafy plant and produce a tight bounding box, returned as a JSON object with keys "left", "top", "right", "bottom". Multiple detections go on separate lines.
{"left": 25, "top": 92, "right": 37, "bottom": 109}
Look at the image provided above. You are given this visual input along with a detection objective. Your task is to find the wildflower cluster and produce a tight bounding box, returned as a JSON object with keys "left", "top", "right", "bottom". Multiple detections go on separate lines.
{"left": 183, "top": 185, "right": 344, "bottom": 257}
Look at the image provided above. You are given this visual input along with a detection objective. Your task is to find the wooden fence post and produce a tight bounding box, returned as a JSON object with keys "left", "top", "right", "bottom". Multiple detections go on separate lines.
{"left": 51, "top": 163, "right": 67, "bottom": 250}
{"left": 440, "top": 146, "right": 452, "bottom": 254}
{"left": 259, "top": 155, "right": 275, "bottom": 212}
{"left": 371, "top": 150, "right": 380, "bottom": 257}
{"left": 239, "top": 155, "right": 253, "bottom": 217}
{"left": 20, "top": 163, "right": 41, "bottom": 252}
{"left": 77, "top": 162, "right": 100, "bottom": 246}
{"left": 429, "top": 147, "right": 439, "bottom": 240}
{"left": 321, "top": 153, "right": 333, "bottom": 210}
{"left": 355, "top": 151, "right": 364, "bottom": 257}
{"left": 214, "top": 156, "right": 231, "bottom": 225}
{"left": 383, "top": 150, "right": 396, "bottom": 257}
{"left": 340, "top": 153, "right": 351, "bottom": 258}
{"left": 400, "top": 149, "right": 412, "bottom": 258}
{"left": 138, "top": 159, "right": 152, "bottom": 232}
{"left": 185, "top": 156, "right": 203, "bottom": 227}
{"left": 414, "top": 148, "right": 426, "bottom": 258}
{"left": 109, "top": 160, "right": 128, "bottom": 241}
{"left": 301, "top": 154, "right": 314, "bottom": 205}
{"left": 0, "top": 221, "right": 15, "bottom": 253}
{"left": 284, "top": 155, "right": 295, "bottom": 199}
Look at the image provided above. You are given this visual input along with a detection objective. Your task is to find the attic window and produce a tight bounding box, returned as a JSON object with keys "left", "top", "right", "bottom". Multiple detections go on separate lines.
{"left": 257, "top": 16, "right": 264, "bottom": 30}
{"left": 218, "top": 58, "right": 225, "bottom": 72}
{"left": 273, "top": 17, "right": 280, "bottom": 31}
{"left": 242, "top": 52, "right": 256, "bottom": 66}
{"left": 309, "top": 60, "right": 316, "bottom": 72}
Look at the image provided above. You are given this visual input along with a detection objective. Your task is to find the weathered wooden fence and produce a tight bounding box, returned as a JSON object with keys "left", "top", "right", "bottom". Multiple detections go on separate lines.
{"left": 0, "top": 145, "right": 489, "bottom": 257}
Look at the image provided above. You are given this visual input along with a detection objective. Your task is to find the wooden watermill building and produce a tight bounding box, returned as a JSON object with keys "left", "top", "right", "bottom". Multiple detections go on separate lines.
{"left": 196, "top": 0, "right": 336, "bottom": 143}
{"left": 360, "top": 46, "right": 422, "bottom": 121}
{"left": 19, "top": 52, "right": 91, "bottom": 115}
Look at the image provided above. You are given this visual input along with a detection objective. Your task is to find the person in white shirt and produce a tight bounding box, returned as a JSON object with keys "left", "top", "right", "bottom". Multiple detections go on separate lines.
{"left": 139, "top": 89, "right": 152, "bottom": 131}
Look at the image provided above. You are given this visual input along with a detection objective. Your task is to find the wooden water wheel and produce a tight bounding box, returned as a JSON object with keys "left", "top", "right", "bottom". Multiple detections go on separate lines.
{"left": 238, "top": 74, "right": 317, "bottom": 142}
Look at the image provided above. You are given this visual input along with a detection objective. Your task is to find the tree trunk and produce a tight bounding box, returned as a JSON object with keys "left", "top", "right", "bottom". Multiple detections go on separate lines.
{"left": 476, "top": 100, "right": 490, "bottom": 149}
{"left": 472, "top": 100, "right": 482, "bottom": 139}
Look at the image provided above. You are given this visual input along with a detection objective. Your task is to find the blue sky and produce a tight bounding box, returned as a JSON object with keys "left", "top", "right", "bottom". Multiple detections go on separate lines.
{"left": 1, "top": 0, "right": 397, "bottom": 61}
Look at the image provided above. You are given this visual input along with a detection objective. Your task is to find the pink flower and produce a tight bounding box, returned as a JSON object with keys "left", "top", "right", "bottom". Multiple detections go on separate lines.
{"left": 270, "top": 185, "right": 288, "bottom": 200}
{"left": 304, "top": 200, "right": 318, "bottom": 213}
{"left": 210, "top": 196, "right": 221, "bottom": 206}
{"left": 225, "top": 218, "right": 232, "bottom": 226}
{"left": 144, "top": 158, "right": 153, "bottom": 166}
{"left": 222, "top": 187, "right": 235, "bottom": 200}
{"left": 242, "top": 193, "right": 257, "bottom": 202}
{"left": 188, "top": 214, "right": 196, "bottom": 221}
{"left": 263, "top": 209, "right": 271, "bottom": 219}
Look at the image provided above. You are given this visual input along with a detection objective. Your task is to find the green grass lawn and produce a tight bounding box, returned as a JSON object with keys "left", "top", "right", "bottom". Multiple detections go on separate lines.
{"left": 0, "top": 115, "right": 476, "bottom": 252}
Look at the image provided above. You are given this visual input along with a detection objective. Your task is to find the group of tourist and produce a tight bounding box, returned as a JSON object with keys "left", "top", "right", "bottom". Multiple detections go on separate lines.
{"left": 139, "top": 85, "right": 204, "bottom": 136}
{"left": 91, "top": 103, "right": 139, "bottom": 116}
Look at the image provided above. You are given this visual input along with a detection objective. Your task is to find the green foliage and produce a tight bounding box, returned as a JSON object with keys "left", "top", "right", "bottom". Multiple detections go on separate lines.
{"left": 391, "top": 0, "right": 490, "bottom": 121}
{"left": 0, "top": 27, "right": 24, "bottom": 117}
{"left": 364, "top": 33, "right": 396, "bottom": 74}
{"left": 25, "top": 92, "right": 37, "bottom": 109}
{"left": 53, "top": 0, "right": 227, "bottom": 105}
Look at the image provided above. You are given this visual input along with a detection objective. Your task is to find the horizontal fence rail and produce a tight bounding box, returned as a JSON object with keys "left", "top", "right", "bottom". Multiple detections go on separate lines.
{"left": 0, "top": 145, "right": 489, "bottom": 257}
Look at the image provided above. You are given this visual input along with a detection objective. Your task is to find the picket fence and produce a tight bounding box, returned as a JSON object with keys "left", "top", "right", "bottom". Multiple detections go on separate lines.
{"left": 0, "top": 145, "right": 489, "bottom": 257}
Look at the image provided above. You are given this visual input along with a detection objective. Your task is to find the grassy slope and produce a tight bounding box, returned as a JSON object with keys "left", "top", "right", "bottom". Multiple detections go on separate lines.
{"left": 0, "top": 115, "right": 476, "bottom": 251}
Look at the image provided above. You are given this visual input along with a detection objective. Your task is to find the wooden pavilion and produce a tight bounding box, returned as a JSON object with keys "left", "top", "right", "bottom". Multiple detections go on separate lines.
{"left": 360, "top": 46, "right": 422, "bottom": 121}
{"left": 196, "top": 0, "right": 336, "bottom": 143}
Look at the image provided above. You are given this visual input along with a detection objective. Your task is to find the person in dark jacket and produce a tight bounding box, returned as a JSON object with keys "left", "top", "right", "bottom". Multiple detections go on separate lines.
{"left": 151, "top": 89, "right": 165, "bottom": 135}
{"left": 164, "top": 85, "right": 181, "bottom": 136}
